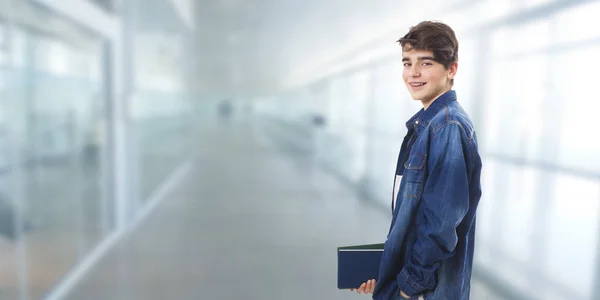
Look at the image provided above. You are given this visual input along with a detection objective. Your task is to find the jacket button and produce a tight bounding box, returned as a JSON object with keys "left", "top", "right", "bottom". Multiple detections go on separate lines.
{"left": 415, "top": 120, "right": 419, "bottom": 124}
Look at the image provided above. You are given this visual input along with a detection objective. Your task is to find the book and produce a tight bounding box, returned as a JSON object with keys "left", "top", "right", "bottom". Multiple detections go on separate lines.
{"left": 337, "top": 243, "right": 384, "bottom": 289}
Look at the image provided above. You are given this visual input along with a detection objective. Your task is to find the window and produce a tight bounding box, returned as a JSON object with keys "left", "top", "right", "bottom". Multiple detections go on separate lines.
{"left": 553, "top": 46, "right": 600, "bottom": 173}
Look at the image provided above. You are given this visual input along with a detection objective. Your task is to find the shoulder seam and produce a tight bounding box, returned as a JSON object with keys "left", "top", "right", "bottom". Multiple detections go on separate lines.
{"left": 433, "top": 120, "right": 464, "bottom": 136}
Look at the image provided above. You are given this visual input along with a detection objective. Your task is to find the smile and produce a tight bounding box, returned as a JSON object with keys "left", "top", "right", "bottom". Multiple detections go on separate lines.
{"left": 409, "top": 82, "right": 427, "bottom": 90}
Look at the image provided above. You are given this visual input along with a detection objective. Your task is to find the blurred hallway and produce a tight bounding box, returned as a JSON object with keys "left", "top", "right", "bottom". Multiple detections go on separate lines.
{"left": 63, "top": 116, "right": 389, "bottom": 300}
{"left": 2, "top": 0, "right": 600, "bottom": 299}
{"left": 60, "top": 116, "right": 501, "bottom": 300}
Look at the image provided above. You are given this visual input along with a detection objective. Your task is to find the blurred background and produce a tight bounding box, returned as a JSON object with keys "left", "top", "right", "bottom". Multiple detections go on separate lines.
{"left": 0, "top": 0, "right": 598, "bottom": 299}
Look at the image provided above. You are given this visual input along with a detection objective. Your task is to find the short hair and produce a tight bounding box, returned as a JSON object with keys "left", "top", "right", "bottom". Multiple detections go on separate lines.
{"left": 397, "top": 21, "right": 459, "bottom": 70}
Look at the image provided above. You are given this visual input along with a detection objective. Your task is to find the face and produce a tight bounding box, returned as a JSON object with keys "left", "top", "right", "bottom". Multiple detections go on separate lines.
{"left": 402, "top": 47, "right": 457, "bottom": 109}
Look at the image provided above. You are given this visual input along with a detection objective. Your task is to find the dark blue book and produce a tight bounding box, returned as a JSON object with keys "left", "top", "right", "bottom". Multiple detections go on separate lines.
{"left": 337, "top": 243, "right": 385, "bottom": 289}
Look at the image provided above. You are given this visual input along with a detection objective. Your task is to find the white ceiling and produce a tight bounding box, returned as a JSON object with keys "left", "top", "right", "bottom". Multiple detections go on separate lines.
{"left": 118, "top": 0, "right": 464, "bottom": 96}
{"left": 190, "top": 0, "right": 420, "bottom": 95}
{"left": 3, "top": 0, "right": 465, "bottom": 97}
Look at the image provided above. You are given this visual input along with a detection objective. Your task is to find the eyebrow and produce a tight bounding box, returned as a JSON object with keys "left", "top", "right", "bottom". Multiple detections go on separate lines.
{"left": 402, "top": 56, "right": 436, "bottom": 62}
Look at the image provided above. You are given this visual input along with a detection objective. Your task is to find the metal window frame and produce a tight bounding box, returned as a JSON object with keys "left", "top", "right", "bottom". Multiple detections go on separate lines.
{"left": 25, "top": 1, "right": 135, "bottom": 299}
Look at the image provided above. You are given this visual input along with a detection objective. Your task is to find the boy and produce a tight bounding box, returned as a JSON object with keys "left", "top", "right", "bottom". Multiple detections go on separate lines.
{"left": 351, "top": 21, "right": 482, "bottom": 299}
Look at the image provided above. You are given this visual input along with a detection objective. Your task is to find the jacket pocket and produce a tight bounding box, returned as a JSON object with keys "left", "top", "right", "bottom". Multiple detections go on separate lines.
{"left": 404, "top": 153, "right": 426, "bottom": 172}
{"left": 395, "top": 292, "right": 422, "bottom": 300}
{"left": 402, "top": 154, "right": 427, "bottom": 199}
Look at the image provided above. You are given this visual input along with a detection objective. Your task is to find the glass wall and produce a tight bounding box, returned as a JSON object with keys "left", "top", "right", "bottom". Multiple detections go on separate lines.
{"left": 126, "top": 1, "right": 196, "bottom": 203}
{"left": 0, "top": 0, "right": 195, "bottom": 298}
{"left": 0, "top": 0, "right": 194, "bottom": 299}
{"left": 0, "top": 3, "right": 108, "bottom": 299}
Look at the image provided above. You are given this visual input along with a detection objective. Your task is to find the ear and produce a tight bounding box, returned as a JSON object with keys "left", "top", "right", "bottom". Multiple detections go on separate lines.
{"left": 448, "top": 62, "right": 458, "bottom": 80}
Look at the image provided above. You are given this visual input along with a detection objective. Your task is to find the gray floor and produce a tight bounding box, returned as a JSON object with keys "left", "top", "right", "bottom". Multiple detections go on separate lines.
{"left": 63, "top": 117, "right": 503, "bottom": 300}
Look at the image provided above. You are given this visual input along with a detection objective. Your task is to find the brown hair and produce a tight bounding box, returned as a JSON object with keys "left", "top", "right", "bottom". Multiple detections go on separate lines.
{"left": 397, "top": 21, "right": 459, "bottom": 73}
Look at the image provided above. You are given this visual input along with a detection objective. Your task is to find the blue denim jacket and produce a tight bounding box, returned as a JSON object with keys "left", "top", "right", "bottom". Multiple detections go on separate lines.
{"left": 373, "top": 90, "right": 482, "bottom": 300}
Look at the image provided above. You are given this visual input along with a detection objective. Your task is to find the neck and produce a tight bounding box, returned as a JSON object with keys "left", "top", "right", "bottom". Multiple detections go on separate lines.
{"left": 422, "top": 87, "right": 452, "bottom": 110}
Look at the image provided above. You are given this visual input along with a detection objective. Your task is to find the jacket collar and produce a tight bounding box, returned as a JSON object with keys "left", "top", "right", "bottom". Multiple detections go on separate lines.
{"left": 405, "top": 90, "right": 457, "bottom": 131}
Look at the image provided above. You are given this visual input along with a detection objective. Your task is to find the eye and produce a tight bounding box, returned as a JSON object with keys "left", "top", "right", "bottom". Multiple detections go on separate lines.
{"left": 403, "top": 63, "right": 411, "bottom": 67}
{"left": 422, "top": 62, "right": 433, "bottom": 66}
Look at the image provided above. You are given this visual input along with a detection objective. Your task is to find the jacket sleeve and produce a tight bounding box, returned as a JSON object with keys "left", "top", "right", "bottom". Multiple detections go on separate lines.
{"left": 396, "top": 122, "right": 471, "bottom": 296}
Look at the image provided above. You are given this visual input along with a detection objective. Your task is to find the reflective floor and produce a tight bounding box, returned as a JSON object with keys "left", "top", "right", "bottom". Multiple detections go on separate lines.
{"left": 62, "top": 116, "right": 503, "bottom": 300}
{"left": 0, "top": 120, "right": 196, "bottom": 300}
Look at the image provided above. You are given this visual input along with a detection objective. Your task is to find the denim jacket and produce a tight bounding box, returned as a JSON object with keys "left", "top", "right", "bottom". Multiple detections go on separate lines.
{"left": 373, "top": 90, "right": 482, "bottom": 300}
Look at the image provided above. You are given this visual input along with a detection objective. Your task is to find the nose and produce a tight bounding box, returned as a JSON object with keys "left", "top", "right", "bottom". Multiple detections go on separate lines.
{"left": 409, "top": 65, "right": 421, "bottom": 78}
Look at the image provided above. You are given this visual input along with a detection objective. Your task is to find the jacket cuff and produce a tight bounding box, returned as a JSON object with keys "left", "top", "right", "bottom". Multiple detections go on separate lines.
{"left": 396, "top": 267, "right": 424, "bottom": 297}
